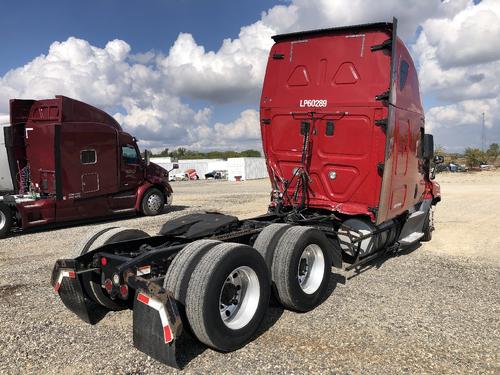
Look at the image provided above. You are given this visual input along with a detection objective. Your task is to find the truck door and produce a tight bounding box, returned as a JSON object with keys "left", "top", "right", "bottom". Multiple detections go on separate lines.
{"left": 120, "top": 143, "right": 143, "bottom": 191}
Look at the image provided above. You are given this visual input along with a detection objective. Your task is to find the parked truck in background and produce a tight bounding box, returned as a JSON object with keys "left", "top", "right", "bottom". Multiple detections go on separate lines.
{"left": 0, "top": 96, "right": 175, "bottom": 237}
{"left": 51, "top": 19, "right": 442, "bottom": 369}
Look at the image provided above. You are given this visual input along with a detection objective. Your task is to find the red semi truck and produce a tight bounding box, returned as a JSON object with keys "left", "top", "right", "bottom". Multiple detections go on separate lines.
{"left": 51, "top": 20, "right": 442, "bottom": 368}
{"left": 0, "top": 96, "right": 175, "bottom": 237}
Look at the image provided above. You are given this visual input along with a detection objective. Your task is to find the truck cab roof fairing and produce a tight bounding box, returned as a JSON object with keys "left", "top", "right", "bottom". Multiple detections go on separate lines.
{"left": 271, "top": 21, "right": 393, "bottom": 42}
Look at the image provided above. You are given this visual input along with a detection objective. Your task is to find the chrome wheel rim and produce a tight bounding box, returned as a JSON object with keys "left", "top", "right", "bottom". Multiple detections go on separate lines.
{"left": 0, "top": 210, "right": 5, "bottom": 230}
{"left": 147, "top": 194, "right": 162, "bottom": 212}
{"left": 219, "top": 266, "right": 260, "bottom": 330}
{"left": 297, "top": 244, "right": 325, "bottom": 294}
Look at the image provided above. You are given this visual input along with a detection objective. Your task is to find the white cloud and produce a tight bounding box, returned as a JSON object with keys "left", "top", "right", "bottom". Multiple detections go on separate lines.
{"left": 426, "top": 98, "right": 500, "bottom": 152}
{"left": 422, "top": 0, "right": 500, "bottom": 68}
{"left": 188, "top": 109, "right": 261, "bottom": 150}
{"left": 267, "top": 0, "right": 471, "bottom": 38}
{"left": 410, "top": 0, "right": 500, "bottom": 149}
{"left": 414, "top": 0, "right": 500, "bottom": 98}
{"left": 0, "top": 0, "right": 498, "bottom": 152}
{"left": 0, "top": 37, "right": 213, "bottom": 149}
{"left": 157, "top": 0, "right": 472, "bottom": 104}
{"left": 158, "top": 25, "right": 274, "bottom": 103}
{"left": 426, "top": 98, "right": 497, "bottom": 132}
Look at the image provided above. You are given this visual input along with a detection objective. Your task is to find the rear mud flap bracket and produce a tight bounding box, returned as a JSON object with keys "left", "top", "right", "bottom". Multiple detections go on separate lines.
{"left": 51, "top": 260, "right": 108, "bottom": 325}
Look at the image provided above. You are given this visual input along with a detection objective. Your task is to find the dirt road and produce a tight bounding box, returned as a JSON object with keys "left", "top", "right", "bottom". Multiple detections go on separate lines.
{"left": 428, "top": 171, "right": 500, "bottom": 263}
{"left": 0, "top": 172, "right": 498, "bottom": 374}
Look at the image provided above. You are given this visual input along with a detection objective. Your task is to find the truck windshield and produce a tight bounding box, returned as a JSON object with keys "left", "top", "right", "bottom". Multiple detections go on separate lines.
{"left": 122, "top": 145, "right": 140, "bottom": 164}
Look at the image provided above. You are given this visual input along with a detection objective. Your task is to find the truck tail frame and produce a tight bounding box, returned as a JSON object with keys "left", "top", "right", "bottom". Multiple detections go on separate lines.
{"left": 50, "top": 204, "right": 417, "bottom": 368}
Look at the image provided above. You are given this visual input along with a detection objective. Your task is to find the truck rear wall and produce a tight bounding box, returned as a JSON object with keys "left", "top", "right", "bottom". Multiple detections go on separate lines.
{"left": 261, "top": 27, "right": 392, "bottom": 217}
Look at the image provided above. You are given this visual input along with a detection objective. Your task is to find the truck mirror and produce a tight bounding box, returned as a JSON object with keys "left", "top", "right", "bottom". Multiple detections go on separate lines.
{"left": 144, "top": 150, "right": 151, "bottom": 166}
{"left": 433, "top": 155, "right": 444, "bottom": 164}
{"left": 423, "top": 134, "right": 434, "bottom": 160}
{"left": 167, "top": 163, "right": 179, "bottom": 174}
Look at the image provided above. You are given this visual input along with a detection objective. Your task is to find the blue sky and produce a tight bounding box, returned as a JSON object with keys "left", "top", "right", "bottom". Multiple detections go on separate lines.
{"left": 0, "top": 0, "right": 498, "bottom": 152}
{"left": 0, "top": 0, "right": 280, "bottom": 75}
{"left": 0, "top": 0, "right": 281, "bottom": 128}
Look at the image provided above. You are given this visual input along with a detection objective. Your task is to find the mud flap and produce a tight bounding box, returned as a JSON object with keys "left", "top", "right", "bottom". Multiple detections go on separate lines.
{"left": 51, "top": 260, "right": 108, "bottom": 325}
{"left": 133, "top": 289, "right": 184, "bottom": 369}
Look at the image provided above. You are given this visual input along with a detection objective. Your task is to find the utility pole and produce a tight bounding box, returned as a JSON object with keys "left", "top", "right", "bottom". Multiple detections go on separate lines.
{"left": 481, "top": 112, "right": 485, "bottom": 152}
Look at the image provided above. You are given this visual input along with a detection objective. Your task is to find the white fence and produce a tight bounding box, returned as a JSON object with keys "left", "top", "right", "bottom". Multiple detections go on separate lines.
{"left": 152, "top": 157, "right": 268, "bottom": 181}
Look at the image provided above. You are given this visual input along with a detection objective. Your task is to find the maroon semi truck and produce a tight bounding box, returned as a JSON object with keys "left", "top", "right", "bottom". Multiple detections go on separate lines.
{"left": 51, "top": 20, "right": 443, "bottom": 369}
{"left": 0, "top": 96, "right": 175, "bottom": 237}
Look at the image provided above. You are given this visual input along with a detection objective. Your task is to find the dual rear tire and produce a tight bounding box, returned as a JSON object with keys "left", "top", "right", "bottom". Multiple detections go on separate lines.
{"left": 164, "top": 225, "right": 335, "bottom": 352}
{"left": 254, "top": 225, "right": 333, "bottom": 312}
{"left": 164, "top": 241, "right": 270, "bottom": 352}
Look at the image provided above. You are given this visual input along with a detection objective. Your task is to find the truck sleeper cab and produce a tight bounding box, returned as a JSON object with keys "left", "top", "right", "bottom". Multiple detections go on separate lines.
{"left": 51, "top": 19, "right": 441, "bottom": 369}
{"left": 0, "top": 96, "right": 174, "bottom": 237}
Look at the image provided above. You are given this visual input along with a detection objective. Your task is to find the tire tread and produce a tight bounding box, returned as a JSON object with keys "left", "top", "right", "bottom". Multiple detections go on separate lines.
{"left": 186, "top": 242, "right": 237, "bottom": 348}
{"left": 253, "top": 223, "right": 291, "bottom": 273}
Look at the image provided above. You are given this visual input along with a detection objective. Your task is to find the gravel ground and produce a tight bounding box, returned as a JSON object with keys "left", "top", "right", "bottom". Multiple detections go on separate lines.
{"left": 0, "top": 176, "right": 499, "bottom": 374}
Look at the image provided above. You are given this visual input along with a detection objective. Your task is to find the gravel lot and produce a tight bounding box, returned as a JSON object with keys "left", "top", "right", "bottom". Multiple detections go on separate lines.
{"left": 0, "top": 174, "right": 499, "bottom": 374}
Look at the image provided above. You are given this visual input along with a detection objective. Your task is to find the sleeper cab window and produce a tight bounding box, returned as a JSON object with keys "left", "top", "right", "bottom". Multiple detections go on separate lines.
{"left": 81, "top": 149, "right": 97, "bottom": 164}
{"left": 122, "top": 145, "right": 139, "bottom": 164}
{"left": 399, "top": 60, "right": 409, "bottom": 91}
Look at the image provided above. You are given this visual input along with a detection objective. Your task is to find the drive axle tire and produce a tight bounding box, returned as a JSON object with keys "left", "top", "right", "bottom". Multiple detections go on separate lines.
{"left": 185, "top": 242, "right": 270, "bottom": 352}
{"left": 253, "top": 223, "right": 291, "bottom": 273}
{"left": 75, "top": 226, "right": 150, "bottom": 310}
{"left": 422, "top": 209, "right": 433, "bottom": 242}
{"left": 0, "top": 204, "right": 13, "bottom": 238}
{"left": 272, "top": 226, "right": 333, "bottom": 312}
{"left": 141, "top": 188, "right": 165, "bottom": 216}
{"left": 73, "top": 225, "right": 119, "bottom": 257}
{"left": 164, "top": 239, "right": 221, "bottom": 326}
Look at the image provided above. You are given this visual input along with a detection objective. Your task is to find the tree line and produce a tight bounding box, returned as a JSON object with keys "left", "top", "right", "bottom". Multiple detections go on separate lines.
{"left": 152, "top": 147, "right": 262, "bottom": 160}
{"left": 436, "top": 143, "right": 499, "bottom": 168}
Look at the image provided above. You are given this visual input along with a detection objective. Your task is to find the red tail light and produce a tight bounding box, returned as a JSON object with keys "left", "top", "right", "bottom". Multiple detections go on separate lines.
{"left": 120, "top": 284, "right": 128, "bottom": 298}
{"left": 104, "top": 279, "right": 113, "bottom": 292}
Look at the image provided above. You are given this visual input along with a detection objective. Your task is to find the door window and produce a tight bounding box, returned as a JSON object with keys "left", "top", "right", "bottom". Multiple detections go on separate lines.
{"left": 399, "top": 60, "right": 409, "bottom": 90}
{"left": 121, "top": 145, "right": 140, "bottom": 164}
{"left": 81, "top": 149, "right": 97, "bottom": 164}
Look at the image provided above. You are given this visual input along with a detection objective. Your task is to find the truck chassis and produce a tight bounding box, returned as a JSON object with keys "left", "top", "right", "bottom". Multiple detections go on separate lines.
{"left": 50, "top": 205, "right": 426, "bottom": 368}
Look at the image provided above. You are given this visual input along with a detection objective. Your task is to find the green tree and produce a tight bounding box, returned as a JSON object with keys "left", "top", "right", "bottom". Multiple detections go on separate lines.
{"left": 464, "top": 148, "right": 486, "bottom": 168}
{"left": 434, "top": 144, "right": 446, "bottom": 156}
{"left": 240, "top": 149, "right": 261, "bottom": 157}
{"left": 152, "top": 148, "right": 263, "bottom": 160}
{"left": 486, "top": 143, "right": 499, "bottom": 163}
{"left": 152, "top": 148, "right": 169, "bottom": 157}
